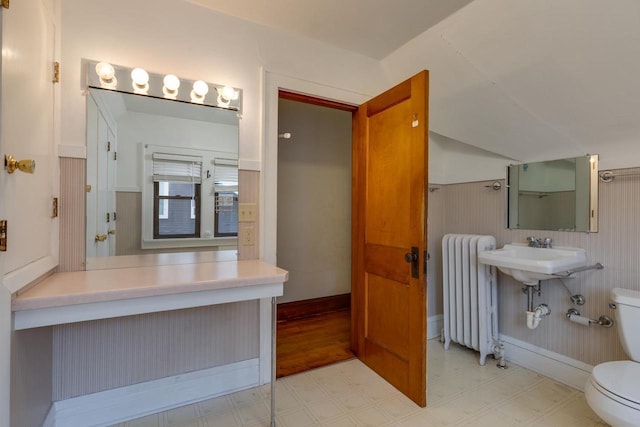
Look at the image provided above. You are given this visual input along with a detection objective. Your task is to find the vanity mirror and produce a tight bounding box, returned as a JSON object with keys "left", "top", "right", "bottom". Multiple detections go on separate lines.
{"left": 506, "top": 154, "right": 598, "bottom": 232}
{"left": 84, "top": 60, "right": 241, "bottom": 268}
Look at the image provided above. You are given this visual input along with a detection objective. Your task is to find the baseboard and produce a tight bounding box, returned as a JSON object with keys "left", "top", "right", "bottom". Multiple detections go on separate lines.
{"left": 427, "top": 314, "right": 444, "bottom": 340}
{"left": 51, "top": 358, "right": 260, "bottom": 427}
{"left": 500, "top": 335, "right": 593, "bottom": 391}
{"left": 277, "top": 293, "right": 350, "bottom": 321}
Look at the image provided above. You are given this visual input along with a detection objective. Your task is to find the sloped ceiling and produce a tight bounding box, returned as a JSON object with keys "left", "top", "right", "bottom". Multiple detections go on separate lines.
{"left": 185, "top": 0, "right": 475, "bottom": 59}
{"left": 187, "top": 0, "right": 640, "bottom": 168}
{"left": 384, "top": 0, "right": 640, "bottom": 168}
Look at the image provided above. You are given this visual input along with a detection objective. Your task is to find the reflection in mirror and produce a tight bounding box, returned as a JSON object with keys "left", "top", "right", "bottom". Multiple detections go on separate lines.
{"left": 85, "top": 88, "right": 239, "bottom": 269}
{"left": 506, "top": 154, "right": 598, "bottom": 232}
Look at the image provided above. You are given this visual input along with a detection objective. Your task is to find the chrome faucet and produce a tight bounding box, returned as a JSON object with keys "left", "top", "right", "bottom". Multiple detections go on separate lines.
{"left": 527, "top": 236, "right": 552, "bottom": 248}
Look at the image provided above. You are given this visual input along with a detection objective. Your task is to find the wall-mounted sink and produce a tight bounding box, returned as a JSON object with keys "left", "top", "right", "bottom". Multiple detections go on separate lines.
{"left": 478, "top": 243, "right": 588, "bottom": 286}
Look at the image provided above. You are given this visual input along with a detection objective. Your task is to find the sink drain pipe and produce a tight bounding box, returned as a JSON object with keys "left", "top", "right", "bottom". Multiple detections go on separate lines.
{"left": 523, "top": 284, "right": 551, "bottom": 329}
{"left": 527, "top": 304, "right": 551, "bottom": 329}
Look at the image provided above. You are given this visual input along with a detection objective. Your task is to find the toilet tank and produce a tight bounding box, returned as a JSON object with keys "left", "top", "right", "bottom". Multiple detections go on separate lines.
{"left": 611, "top": 288, "right": 640, "bottom": 361}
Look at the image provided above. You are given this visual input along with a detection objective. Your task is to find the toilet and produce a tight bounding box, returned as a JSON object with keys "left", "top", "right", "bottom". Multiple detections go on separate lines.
{"left": 585, "top": 288, "right": 640, "bottom": 427}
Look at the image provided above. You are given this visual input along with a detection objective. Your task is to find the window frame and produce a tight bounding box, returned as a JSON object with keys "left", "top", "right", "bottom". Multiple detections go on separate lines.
{"left": 153, "top": 181, "right": 201, "bottom": 239}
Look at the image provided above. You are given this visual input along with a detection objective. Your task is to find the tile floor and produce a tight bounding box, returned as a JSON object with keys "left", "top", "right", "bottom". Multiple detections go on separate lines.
{"left": 113, "top": 340, "right": 608, "bottom": 426}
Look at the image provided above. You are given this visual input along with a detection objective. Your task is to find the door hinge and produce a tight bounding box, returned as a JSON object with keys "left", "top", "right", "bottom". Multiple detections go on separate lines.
{"left": 106, "top": 212, "right": 110, "bottom": 223}
{"left": 107, "top": 141, "right": 111, "bottom": 152}
{"left": 0, "top": 220, "right": 7, "bottom": 251}
{"left": 53, "top": 62, "right": 60, "bottom": 83}
{"left": 52, "top": 197, "right": 59, "bottom": 218}
{"left": 113, "top": 212, "right": 117, "bottom": 221}
{"left": 1, "top": 0, "right": 9, "bottom": 9}
{"left": 114, "top": 151, "right": 117, "bottom": 160}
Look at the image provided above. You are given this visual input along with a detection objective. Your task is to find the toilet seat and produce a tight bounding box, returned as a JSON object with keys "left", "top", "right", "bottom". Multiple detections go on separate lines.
{"left": 591, "top": 361, "right": 640, "bottom": 409}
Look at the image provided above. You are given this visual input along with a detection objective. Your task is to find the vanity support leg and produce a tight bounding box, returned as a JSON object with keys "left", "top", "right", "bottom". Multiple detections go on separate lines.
{"left": 271, "top": 296, "right": 277, "bottom": 427}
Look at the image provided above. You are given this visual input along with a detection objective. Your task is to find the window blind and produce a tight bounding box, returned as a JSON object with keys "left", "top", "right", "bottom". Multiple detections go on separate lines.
{"left": 152, "top": 153, "right": 202, "bottom": 183}
{"left": 213, "top": 158, "right": 238, "bottom": 192}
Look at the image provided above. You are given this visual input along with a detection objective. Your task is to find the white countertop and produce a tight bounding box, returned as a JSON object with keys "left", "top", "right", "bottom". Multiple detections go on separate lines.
{"left": 12, "top": 260, "right": 288, "bottom": 330}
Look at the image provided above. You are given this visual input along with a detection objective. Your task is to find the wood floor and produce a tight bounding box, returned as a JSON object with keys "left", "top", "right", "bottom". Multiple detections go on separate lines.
{"left": 276, "top": 308, "right": 354, "bottom": 378}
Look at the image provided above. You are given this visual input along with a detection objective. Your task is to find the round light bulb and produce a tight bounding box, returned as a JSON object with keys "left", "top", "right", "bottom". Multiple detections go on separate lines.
{"left": 192, "top": 80, "right": 209, "bottom": 97}
{"left": 131, "top": 68, "right": 149, "bottom": 86}
{"left": 163, "top": 74, "right": 180, "bottom": 92}
{"left": 95, "top": 62, "right": 115, "bottom": 81}
{"left": 220, "top": 86, "right": 237, "bottom": 101}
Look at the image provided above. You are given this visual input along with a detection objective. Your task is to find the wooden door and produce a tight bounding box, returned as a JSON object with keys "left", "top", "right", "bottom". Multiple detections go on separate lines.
{"left": 351, "top": 71, "right": 428, "bottom": 406}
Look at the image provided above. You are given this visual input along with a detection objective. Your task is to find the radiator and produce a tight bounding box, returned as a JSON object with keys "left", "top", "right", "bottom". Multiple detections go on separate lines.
{"left": 442, "top": 234, "right": 501, "bottom": 365}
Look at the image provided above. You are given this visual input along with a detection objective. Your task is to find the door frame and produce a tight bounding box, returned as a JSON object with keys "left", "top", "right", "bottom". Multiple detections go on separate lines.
{"left": 262, "top": 70, "right": 370, "bottom": 266}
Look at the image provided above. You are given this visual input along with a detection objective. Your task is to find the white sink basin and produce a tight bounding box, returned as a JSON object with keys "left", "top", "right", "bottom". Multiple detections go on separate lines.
{"left": 477, "top": 243, "right": 588, "bottom": 286}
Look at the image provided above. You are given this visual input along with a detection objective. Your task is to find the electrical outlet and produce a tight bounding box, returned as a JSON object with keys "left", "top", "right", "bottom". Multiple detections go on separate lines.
{"left": 241, "top": 225, "right": 255, "bottom": 246}
{"left": 238, "top": 203, "right": 257, "bottom": 222}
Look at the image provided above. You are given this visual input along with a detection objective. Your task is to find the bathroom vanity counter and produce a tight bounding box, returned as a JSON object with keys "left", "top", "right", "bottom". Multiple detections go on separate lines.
{"left": 11, "top": 259, "right": 287, "bottom": 426}
{"left": 12, "top": 259, "right": 288, "bottom": 330}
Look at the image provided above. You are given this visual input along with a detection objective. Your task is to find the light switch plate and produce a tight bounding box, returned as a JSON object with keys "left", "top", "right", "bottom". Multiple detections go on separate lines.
{"left": 238, "top": 203, "right": 257, "bottom": 222}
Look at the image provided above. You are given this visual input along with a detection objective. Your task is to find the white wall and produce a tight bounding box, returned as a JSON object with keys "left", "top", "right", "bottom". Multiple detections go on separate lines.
{"left": 276, "top": 99, "right": 352, "bottom": 303}
{"left": 60, "top": 0, "right": 388, "bottom": 168}
{"left": 116, "top": 112, "right": 237, "bottom": 190}
{"left": 429, "top": 132, "right": 512, "bottom": 184}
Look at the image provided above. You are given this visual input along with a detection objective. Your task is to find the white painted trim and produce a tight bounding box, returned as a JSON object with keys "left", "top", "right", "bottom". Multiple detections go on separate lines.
{"left": 500, "top": 334, "right": 593, "bottom": 391}
{"left": 14, "top": 282, "right": 283, "bottom": 330}
{"left": 3, "top": 255, "right": 57, "bottom": 294}
{"left": 52, "top": 359, "right": 260, "bottom": 427}
{"left": 57, "top": 144, "right": 86, "bottom": 159}
{"left": 114, "top": 186, "right": 141, "bottom": 193}
{"left": 259, "top": 297, "right": 273, "bottom": 384}
{"left": 261, "top": 69, "right": 371, "bottom": 265}
{"left": 428, "top": 314, "right": 444, "bottom": 340}
{"left": 239, "top": 159, "right": 261, "bottom": 171}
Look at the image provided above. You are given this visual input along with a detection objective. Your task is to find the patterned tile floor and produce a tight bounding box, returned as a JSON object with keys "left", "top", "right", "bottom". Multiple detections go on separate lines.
{"left": 113, "top": 340, "right": 608, "bottom": 426}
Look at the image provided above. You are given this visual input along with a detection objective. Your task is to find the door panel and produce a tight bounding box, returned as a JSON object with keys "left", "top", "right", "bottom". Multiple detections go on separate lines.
{"left": 352, "top": 70, "right": 428, "bottom": 407}
{"left": 2, "top": 0, "right": 56, "bottom": 279}
{"left": 1, "top": 0, "right": 57, "bottom": 423}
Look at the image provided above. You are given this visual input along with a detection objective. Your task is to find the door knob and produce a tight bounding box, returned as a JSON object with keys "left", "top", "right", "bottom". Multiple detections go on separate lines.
{"left": 5, "top": 155, "right": 35, "bottom": 174}
{"left": 405, "top": 246, "right": 420, "bottom": 279}
{"left": 108, "top": 229, "right": 116, "bottom": 235}
{"left": 95, "top": 234, "right": 108, "bottom": 242}
{"left": 404, "top": 252, "right": 418, "bottom": 263}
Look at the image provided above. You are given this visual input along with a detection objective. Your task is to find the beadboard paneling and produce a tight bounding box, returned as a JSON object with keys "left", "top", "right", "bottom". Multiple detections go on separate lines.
{"left": 115, "top": 191, "right": 142, "bottom": 256}
{"left": 437, "top": 170, "right": 640, "bottom": 366}
{"left": 427, "top": 186, "right": 445, "bottom": 316}
{"left": 59, "top": 157, "right": 86, "bottom": 272}
{"left": 52, "top": 301, "right": 259, "bottom": 400}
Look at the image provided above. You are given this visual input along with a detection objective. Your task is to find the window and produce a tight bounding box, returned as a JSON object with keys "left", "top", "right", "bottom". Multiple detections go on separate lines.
{"left": 213, "top": 158, "right": 239, "bottom": 237}
{"left": 158, "top": 182, "right": 169, "bottom": 219}
{"left": 152, "top": 153, "right": 202, "bottom": 239}
{"left": 142, "top": 145, "right": 239, "bottom": 248}
{"left": 215, "top": 191, "right": 238, "bottom": 237}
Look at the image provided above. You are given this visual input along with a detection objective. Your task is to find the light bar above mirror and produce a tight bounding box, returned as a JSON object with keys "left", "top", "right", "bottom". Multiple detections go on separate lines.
{"left": 84, "top": 59, "right": 242, "bottom": 112}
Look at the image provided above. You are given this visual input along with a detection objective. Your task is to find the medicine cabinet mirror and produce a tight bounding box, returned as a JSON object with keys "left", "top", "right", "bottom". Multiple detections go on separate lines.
{"left": 84, "top": 61, "right": 241, "bottom": 268}
{"left": 506, "top": 154, "right": 598, "bottom": 232}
